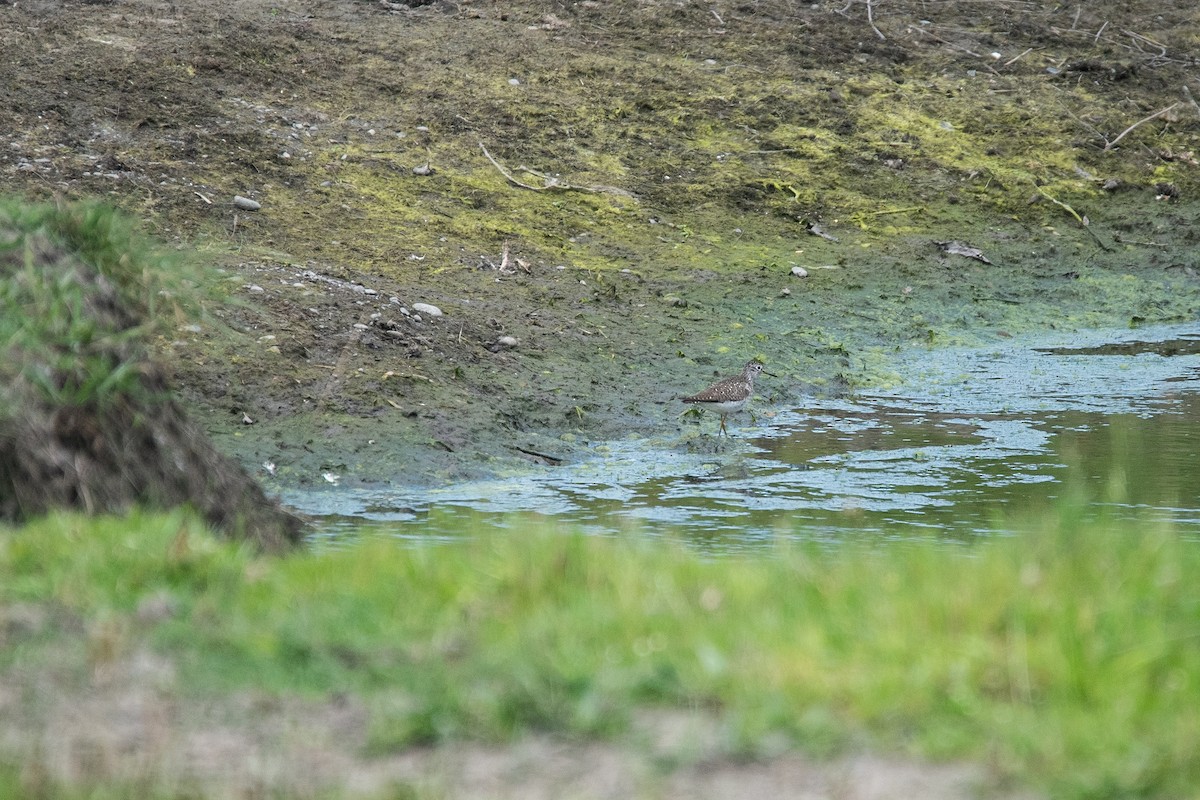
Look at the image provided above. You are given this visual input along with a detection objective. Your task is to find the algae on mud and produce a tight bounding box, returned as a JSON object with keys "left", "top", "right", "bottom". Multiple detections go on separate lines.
{"left": 1, "top": 0, "right": 1199, "bottom": 485}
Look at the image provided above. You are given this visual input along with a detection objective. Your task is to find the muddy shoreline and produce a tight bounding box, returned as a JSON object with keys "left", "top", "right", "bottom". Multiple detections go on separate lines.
{"left": 2, "top": 0, "right": 1198, "bottom": 493}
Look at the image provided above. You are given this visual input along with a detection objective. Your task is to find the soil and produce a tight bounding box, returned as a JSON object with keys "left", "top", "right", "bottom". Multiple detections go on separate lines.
{"left": 2, "top": 0, "right": 1200, "bottom": 795}
{"left": 0, "top": 636, "right": 1029, "bottom": 800}
{"left": 3, "top": 0, "right": 1199, "bottom": 493}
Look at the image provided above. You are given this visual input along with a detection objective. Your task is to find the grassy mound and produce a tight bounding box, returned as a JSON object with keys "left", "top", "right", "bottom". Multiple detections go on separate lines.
{"left": 0, "top": 199, "right": 301, "bottom": 549}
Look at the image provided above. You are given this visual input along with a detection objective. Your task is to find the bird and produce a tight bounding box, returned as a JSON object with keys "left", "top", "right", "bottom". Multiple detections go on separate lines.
{"left": 681, "top": 360, "right": 764, "bottom": 436}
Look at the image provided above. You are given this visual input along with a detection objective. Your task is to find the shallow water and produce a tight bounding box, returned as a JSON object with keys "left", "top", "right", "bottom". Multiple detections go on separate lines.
{"left": 290, "top": 323, "right": 1200, "bottom": 547}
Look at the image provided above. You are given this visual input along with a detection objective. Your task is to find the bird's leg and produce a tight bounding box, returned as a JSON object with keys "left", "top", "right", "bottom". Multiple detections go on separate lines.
{"left": 719, "top": 414, "right": 728, "bottom": 436}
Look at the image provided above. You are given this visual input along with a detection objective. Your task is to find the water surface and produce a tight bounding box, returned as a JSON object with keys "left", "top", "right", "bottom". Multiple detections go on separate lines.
{"left": 289, "top": 323, "right": 1200, "bottom": 547}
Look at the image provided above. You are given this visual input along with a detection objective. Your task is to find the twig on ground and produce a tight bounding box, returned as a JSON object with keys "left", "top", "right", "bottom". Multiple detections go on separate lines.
{"left": 1122, "top": 29, "right": 1167, "bottom": 60}
{"left": 869, "top": 206, "right": 924, "bottom": 216}
{"left": 479, "top": 143, "right": 635, "bottom": 199}
{"left": 1034, "top": 186, "right": 1111, "bottom": 251}
{"left": 837, "top": 0, "right": 884, "bottom": 41}
{"left": 480, "top": 144, "right": 544, "bottom": 191}
{"left": 1003, "top": 48, "right": 1033, "bottom": 68}
{"left": 906, "top": 25, "right": 982, "bottom": 58}
{"left": 866, "top": 0, "right": 884, "bottom": 41}
{"left": 382, "top": 370, "right": 433, "bottom": 383}
{"left": 1104, "top": 103, "right": 1180, "bottom": 151}
{"left": 1113, "top": 235, "right": 1168, "bottom": 249}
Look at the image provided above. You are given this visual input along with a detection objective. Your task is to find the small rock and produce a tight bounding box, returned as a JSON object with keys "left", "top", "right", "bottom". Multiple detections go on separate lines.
{"left": 233, "top": 195, "right": 261, "bottom": 211}
{"left": 136, "top": 592, "right": 178, "bottom": 624}
{"left": 413, "top": 164, "right": 433, "bottom": 176}
{"left": 790, "top": 266, "right": 809, "bottom": 278}
{"left": 935, "top": 240, "right": 993, "bottom": 264}
{"left": 246, "top": 284, "right": 264, "bottom": 293}
{"left": 498, "top": 335, "right": 519, "bottom": 347}
{"left": 353, "top": 323, "right": 369, "bottom": 330}
{"left": 412, "top": 302, "right": 443, "bottom": 317}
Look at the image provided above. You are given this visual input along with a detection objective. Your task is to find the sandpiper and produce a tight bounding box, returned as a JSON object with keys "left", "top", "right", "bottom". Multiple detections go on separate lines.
{"left": 682, "top": 360, "right": 764, "bottom": 436}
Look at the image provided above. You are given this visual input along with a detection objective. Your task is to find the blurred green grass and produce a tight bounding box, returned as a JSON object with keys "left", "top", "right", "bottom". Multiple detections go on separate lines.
{"left": 1, "top": 507, "right": 1197, "bottom": 798}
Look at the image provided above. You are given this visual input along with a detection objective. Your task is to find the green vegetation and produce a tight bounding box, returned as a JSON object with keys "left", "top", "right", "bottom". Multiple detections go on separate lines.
{"left": 0, "top": 198, "right": 196, "bottom": 410}
{"left": 2, "top": 508, "right": 1197, "bottom": 798}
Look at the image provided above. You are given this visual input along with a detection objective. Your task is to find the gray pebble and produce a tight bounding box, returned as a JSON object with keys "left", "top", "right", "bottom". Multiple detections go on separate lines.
{"left": 412, "top": 302, "right": 443, "bottom": 317}
{"left": 233, "top": 195, "right": 261, "bottom": 211}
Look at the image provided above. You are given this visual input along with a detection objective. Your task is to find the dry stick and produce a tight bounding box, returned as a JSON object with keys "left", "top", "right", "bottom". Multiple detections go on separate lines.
{"left": 1034, "top": 186, "right": 1111, "bottom": 251}
{"left": 835, "top": 0, "right": 883, "bottom": 40}
{"left": 516, "top": 164, "right": 566, "bottom": 187}
{"left": 480, "top": 143, "right": 635, "bottom": 198}
{"left": 1122, "top": 29, "right": 1167, "bottom": 59}
{"left": 906, "top": 25, "right": 982, "bottom": 58}
{"left": 1116, "top": 237, "right": 1168, "bottom": 249}
{"left": 868, "top": 206, "right": 924, "bottom": 216}
{"left": 1003, "top": 47, "right": 1033, "bottom": 68}
{"left": 480, "top": 143, "right": 545, "bottom": 191}
{"left": 1104, "top": 103, "right": 1180, "bottom": 151}
{"left": 866, "top": 0, "right": 885, "bottom": 41}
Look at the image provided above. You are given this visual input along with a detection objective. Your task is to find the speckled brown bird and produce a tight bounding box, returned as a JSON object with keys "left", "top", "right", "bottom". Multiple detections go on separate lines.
{"left": 682, "top": 360, "right": 764, "bottom": 436}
